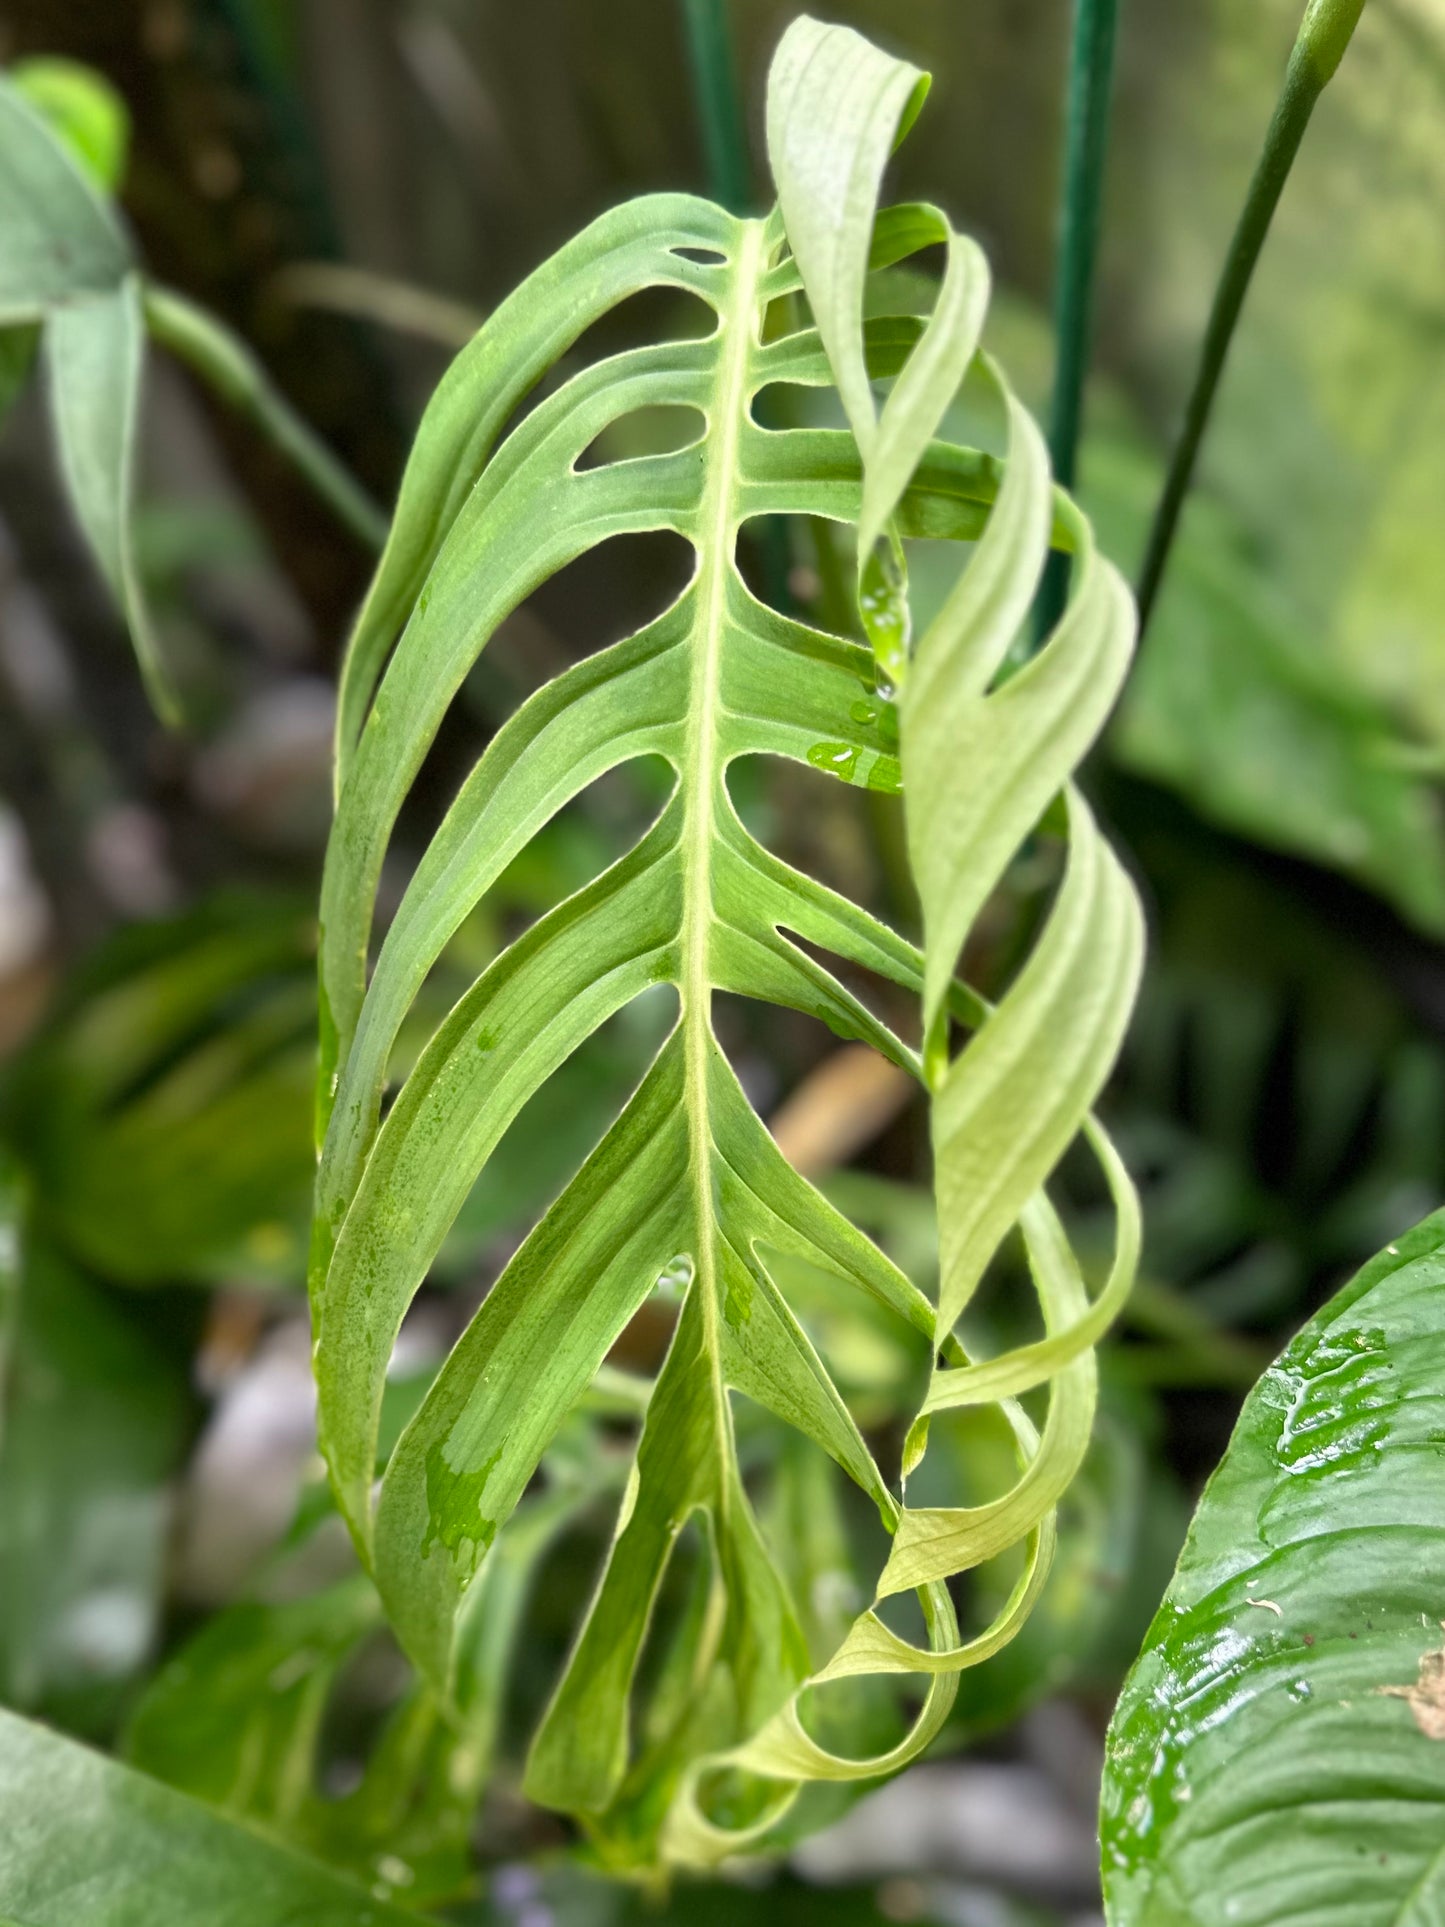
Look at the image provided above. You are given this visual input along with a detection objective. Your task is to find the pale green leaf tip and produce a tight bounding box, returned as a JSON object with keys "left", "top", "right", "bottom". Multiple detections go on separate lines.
{"left": 10, "top": 55, "right": 130, "bottom": 193}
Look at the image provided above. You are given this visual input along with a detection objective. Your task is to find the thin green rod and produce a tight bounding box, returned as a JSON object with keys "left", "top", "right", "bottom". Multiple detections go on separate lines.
{"left": 679, "top": 0, "right": 752, "bottom": 213}
{"left": 1135, "top": 0, "right": 1367, "bottom": 636}
{"left": 1036, "top": 0, "right": 1121, "bottom": 640}
{"left": 142, "top": 282, "right": 388, "bottom": 553}
{"left": 1048, "top": 0, "right": 1121, "bottom": 495}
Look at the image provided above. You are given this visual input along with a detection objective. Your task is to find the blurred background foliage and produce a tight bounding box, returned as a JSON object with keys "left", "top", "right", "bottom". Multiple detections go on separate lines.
{"left": 2, "top": 1, "right": 1444, "bottom": 1922}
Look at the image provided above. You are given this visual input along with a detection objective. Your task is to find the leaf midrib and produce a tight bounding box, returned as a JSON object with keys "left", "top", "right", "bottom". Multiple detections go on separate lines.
{"left": 680, "top": 215, "right": 769, "bottom": 1516}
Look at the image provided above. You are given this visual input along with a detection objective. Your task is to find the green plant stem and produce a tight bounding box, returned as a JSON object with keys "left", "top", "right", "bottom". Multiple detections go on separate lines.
{"left": 679, "top": 0, "right": 751, "bottom": 213}
{"left": 141, "top": 283, "right": 388, "bottom": 553}
{"left": 1135, "top": 0, "right": 1367, "bottom": 636}
{"left": 1120, "top": 1276, "right": 1273, "bottom": 1390}
{"left": 270, "top": 262, "right": 485, "bottom": 350}
{"left": 1036, "top": 0, "right": 1120, "bottom": 642}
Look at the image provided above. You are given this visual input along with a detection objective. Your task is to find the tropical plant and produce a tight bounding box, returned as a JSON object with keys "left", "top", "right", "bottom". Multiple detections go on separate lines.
{"left": 5, "top": 0, "right": 1440, "bottom": 1921}
{"left": 309, "top": 11, "right": 1141, "bottom": 1873}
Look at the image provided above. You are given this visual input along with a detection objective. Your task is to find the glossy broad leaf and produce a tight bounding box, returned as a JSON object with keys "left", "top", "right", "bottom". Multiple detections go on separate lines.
{"left": 1102, "top": 1208, "right": 1445, "bottom": 1925}
{"left": 0, "top": 1708, "right": 426, "bottom": 1927}
{"left": 312, "top": 13, "right": 1141, "bottom": 1870}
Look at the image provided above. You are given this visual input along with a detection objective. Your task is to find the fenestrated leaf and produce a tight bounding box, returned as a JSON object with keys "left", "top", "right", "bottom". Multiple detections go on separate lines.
{"left": 0, "top": 1707, "right": 425, "bottom": 1927}
{"left": 312, "top": 12, "right": 1141, "bottom": 1872}
{"left": 1101, "top": 1208, "right": 1445, "bottom": 1926}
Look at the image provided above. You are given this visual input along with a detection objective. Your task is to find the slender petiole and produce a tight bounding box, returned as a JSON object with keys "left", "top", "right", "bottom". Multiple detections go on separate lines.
{"left": 1135, "top": 0, "right": 1367, "bottom": 636}
{"left": 142, "top": 282, "right": 388, "bottom": 553}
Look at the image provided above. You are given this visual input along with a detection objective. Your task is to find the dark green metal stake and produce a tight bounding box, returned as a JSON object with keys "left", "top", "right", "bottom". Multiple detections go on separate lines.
{"left": 680, "top": 0, "right": 752, "bottom": 214}
{"left": 1136, "top": 0, "right": 1368, "bottom": 637}
{"left": 1036, "top": 0, "right": 1121, "bottom": 642}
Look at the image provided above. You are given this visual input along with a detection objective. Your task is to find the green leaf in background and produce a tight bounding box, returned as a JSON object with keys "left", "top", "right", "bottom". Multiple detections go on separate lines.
{"left": 10, "top": 56, "right": 130, "bottom": 193}
{"left": 126, "top": 1428, "right": 620, "bottom": 1908}
{"left": 0, "top": 1162, "right": 193, "bottom": 1735}
{"left": 1094, "top": 0, "right": 1445, "bottom": 932}
{"left": 0, "top": 68, "right": 129, "bottom": 321}
{"left": 1096, "top": 432, "right": 1445, "bottom": 935}
{"left": 5, "top": 901, "right": 316, "bottom": 1288}
{"left": 0, "top": 64, "right": 170, "bottom": 711}
{"left": 46, "top": 273, "right": 178, "bottom": 722}
{"left": 0, "top": 1707, "right": 425, "bottom": 1927}
{"left": 1100, "top": 1207, "right": 1445, "bottom": 1924}
{"left": 964, "top": 291, "right": 1445, "bottom": 934}
{"left": 0, "top": 60, "right": 381, "bottom": 717}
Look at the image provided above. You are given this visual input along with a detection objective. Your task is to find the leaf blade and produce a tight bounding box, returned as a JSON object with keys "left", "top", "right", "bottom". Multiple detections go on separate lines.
{"left": 1101, "top": 1210, "right": 1445, "bottom": 1925}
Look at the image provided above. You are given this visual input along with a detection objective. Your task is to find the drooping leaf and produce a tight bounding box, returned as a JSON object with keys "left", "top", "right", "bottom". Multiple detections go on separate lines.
{"left": 46, "top": 273, "right": 178, "bottom": 721}
{"left": 0, "top": 1160, "right": 193, "bottom": 1733}
{"left": 1101, "top": 1207, "right": 1445, "bottom": 1925}
{"left": 0, "top": 1707, "right": 426, "bottom": 1927}
{"left": 0, "top": 70, "right": 129, "bottom": 322}
{"left": 312, "top": 13, "right": 1141, "bottom": 1871}
{"left": 0, "top": 65, "right": 375, "bottom": 717}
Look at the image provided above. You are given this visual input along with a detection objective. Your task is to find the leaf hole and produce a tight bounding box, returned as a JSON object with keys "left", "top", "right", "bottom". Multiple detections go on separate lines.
{"left": 574, "top": 403, "right": 706, "bottom": 473}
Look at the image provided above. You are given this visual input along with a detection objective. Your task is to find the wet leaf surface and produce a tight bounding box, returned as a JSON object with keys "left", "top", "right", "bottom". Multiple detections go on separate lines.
{"left": 1102, "top": 1209, "right": 1445, "bottom": 1924}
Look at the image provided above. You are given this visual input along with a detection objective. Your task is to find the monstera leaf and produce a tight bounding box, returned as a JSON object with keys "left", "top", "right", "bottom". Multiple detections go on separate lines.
{"left": 311, "top": 14, "right": 1142, "bottom": 1870}
{"left": 1102, "top": 1208, "right": 1445, "bottom": 1925}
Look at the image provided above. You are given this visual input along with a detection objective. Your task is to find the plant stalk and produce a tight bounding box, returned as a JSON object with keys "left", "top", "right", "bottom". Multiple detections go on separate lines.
{"left": 1036, "top": 0, "right": 1120, "bottom": 641}
{"left": 141, "top": 283, "right": 388, "bottom": 553}
{"left": 1135, "top": 0, "right": 1367, "bottom": 636}
{"left": 679, "top": 0, "right": 752, "bottom": 213}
